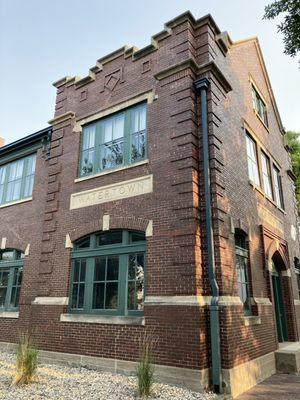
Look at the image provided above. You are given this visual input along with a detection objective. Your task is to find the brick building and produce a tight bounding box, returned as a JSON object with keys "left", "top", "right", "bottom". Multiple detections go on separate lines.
{"left": 0, "top": 11, "right": 300, "bottom": 397}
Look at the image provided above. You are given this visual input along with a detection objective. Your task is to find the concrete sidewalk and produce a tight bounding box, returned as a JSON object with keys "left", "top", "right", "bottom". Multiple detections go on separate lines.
{"left": 236, "top": 374, "right": 300, "bottom": 399}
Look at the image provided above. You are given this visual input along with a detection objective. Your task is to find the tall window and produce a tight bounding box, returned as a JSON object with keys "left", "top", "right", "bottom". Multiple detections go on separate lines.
{"left": 246, "top": 133, "right": 260, "bottom": 186}
{"left": 261, "top": 152, "right": 273, "bottom": 198}
{"left": 273, "top": 166, "right": 284, "bottom": 209}
{"left": 252, "top": 86, "right": 268, "bottom": 127}
{"left": 79, "top": 103, "right": 147, "bottom": 177}
{"left": 235, "top": 231, "right": 251, "bottom": 316}
{"left": 0, "top": 249, "right": 24, "bottom": 311}
{"left": 0, "top": 154, "right": 36, "bottom": 206}
{"left": 70, "top": 230, "right": 146, "bottom": 316}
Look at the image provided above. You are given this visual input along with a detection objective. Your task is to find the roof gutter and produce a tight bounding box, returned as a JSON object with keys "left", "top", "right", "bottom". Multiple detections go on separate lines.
{"left": 0, "top": 127, "right": 52, "bottom": 157}
{"left": 195, "top": 78, "right": 222, "bottom": 393}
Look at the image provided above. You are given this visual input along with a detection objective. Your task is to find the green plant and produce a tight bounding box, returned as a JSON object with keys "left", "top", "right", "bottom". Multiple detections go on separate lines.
{"left": 12, "top": 331, "right": 38, "bottom": 385}
{"left": 136, "top": 333, "right": 156, "bottom": 398}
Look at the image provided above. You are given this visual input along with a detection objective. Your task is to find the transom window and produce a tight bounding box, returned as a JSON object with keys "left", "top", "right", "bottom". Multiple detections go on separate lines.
{"left": 235, "top": 231, "right": 251, "bottom": 316}
{"left": 0, "top": 154, "right": 36, "bottom": 206}
{"left": 261, "top": 152, "right": 273, "bottom": 198}
{"left": 0, "top": 249, "right": 24, "bottom": 311}
{"left": 245, "top": 133, "right": 260, "bottom": 186}
{"left": 70, "top": 230, "right": 146, "bottom": 316}
{"left": 79, "top": 103, "right": 147, "bottom": 177}
{"left": 252, "top": 85, "right": 268, "bottom": 127}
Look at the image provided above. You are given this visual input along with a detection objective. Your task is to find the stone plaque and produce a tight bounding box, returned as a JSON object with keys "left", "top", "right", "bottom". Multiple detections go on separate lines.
{"left": 70, "top": 175, "right": 153, "bottom": 210}
{"left": 257, "top": 203, "right": 284, "bottom": 235}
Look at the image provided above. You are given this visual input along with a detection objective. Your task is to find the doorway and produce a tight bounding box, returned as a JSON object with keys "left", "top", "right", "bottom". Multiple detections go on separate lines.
{"left": 271, "top": 259, "right": 288, "bottom": 342}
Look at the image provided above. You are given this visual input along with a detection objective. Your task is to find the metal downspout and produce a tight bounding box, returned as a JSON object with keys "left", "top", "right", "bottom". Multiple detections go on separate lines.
{"left": 194, "top": 78, "right": 222, "bottom": 392}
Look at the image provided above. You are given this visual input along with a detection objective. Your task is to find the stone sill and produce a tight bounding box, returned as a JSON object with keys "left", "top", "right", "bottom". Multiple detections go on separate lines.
{"left": 74, "top": 159, "right": 149, "bottom": 183}
{"left": 0, "top": 311, "right": 19, "bottom": 319}
{"left": 60, "top": 313, "right": 145, "bottom": 326}
{"left": 244, "top": 316, "right": 261, "bottom": 326}
{"left": 0, "top": 197, "right": 32, "bottom": 209}
{"left": 249, "top": 180, "right": 285, "bottom": 214}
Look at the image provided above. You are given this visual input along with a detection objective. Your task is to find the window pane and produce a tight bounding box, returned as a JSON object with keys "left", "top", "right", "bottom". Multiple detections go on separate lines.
{"left": 76, "top": 237, "right": 90, "bottom": 249}
{"left": 261, "top": 153, "right": 273, "bottom": 198}
{"left": 71, "top": 260, "right": 86, "bottom": 309}
{"left": 0, "top": 251, "right": 14, "bottom": 261}
{"left": 246, "top": 134, "right": 260, "bottom": 186}
{"left": 0, "top": 269, "right": 9, "bottom": 308}
{"left": 273, "top": 166, "right": 284, "bottom": 208}
{"left": 235, "top": 232, "right": 250, "bottom": 315}
{"left": 81, "top": 125, "right": 96, "bottom": 175}
{"left": 127, "top": 253, "right": 145, "bottom": 311}
{"left": 107, "top": 256, "right": 119, "bottom": 280}
{"left": 105, "top": 282, "right": 118, "bottom": 309}
{"left": 93, "top": 282, "right": 105, "bottom": 309}
{"left": 130, "top": 105, "right": 146, "bottom": 163}
{"left": 9, "top": 267, "right": 23, "bottom": 308}
{"left": 97, "top": 231, "right": 123, "bottom": 246}
{"left": 130, "top": 232, "right": 146, "bottom": 243}
{"left": 94, "top": 257, "right": 106, "bottom": 281}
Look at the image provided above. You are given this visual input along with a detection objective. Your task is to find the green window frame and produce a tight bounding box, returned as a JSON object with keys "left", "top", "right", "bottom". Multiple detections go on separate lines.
{"left": 235, "top": 231, "right": 252, "bottom": 316}
{"left": 0, "top": 249, "right": 24, "bottom": 311}
{"left": 70, "top": 230, "right": 146, "bottom": 316}
{"left": 0, "top": 154, "right": 36, "bottom": 206}
{"left": 79, "top": 102, "right": 147, "bottom": 177}
{"left": 252, "top": 86, "right": 268, "bottom": 127}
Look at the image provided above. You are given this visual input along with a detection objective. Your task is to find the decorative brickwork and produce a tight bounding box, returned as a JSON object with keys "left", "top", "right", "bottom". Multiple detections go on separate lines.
{"left": 0, "top": 11, "right": 299, "bottom": 396}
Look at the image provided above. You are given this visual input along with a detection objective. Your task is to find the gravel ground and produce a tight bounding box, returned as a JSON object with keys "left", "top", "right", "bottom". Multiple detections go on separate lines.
{"left": 0, "top": 351, "right": 223, "bottom": 400}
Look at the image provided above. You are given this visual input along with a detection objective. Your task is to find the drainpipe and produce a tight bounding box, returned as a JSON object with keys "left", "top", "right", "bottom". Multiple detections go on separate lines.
{"left": 194, "top": 78, "right": 222, "bottom": 393}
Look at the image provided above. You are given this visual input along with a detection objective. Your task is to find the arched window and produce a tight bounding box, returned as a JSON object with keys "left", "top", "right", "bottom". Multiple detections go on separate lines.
{"left": 0, "top": 249, "right": 24, "bottom": 310}
{"left": 234, "top": 230, "right": 251, "bottom": 316}
{"left": 70, "top": 230, "right": 146, "bottom": 316}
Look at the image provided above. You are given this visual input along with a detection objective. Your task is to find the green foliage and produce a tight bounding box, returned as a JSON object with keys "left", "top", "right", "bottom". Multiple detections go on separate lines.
{"left": 264, "top": 0, "right": 300, "bottom": 58}
{"left": 285, "top": 130, "right": 300, "bottom": 212}
{"left": 136, "top": 333, "right": 155, "bottom": 398}
{"left": 12, "top": 331, "right": 38, "bottom": 385}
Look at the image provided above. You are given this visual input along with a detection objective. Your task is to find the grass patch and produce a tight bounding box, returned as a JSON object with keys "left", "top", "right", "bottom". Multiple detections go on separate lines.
{"left": 136, "top": 332, "right": 156, "bottom": 398}
{"left": 12, "top": 331, "right": 38, "bottom": 385}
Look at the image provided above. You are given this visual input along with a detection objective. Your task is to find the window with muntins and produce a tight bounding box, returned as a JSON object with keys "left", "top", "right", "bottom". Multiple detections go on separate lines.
{"left": 245, "top": 133, "right": 260, "bottom": 186}
{"left": 79, "top": 103, "right": 147, "bottom": 177}
{"left": 0, "top": 249, "right": 24, "bottom": 311}
{"left": 0, "top": 154, "right": 36, "bottom": 206}
{"left": 273, "top": 165, "right": 284, "bottom": 209}
{"left": 252, "top": 86, "right": 268, "bottom": 127}
{"left": 235, "top": 231, "right": 251, "bottom": 316}
{"left": 261, "top": 152, "right": 273, "bottom": 198}
{"left": 70, "top": 230, "right": 146, "bottom": 316}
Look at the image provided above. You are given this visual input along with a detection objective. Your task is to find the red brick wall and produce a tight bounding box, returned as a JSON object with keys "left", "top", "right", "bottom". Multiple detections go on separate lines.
{"left": 0, "top": 12, "right": 299, "bottom": 377}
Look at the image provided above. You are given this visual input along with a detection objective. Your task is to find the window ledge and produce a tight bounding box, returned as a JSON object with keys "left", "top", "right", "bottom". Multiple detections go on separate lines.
{"left": 74, "top": 159, "right": 149, "bottom": 183}
{"left": 0, "top": 311, "right": 19, "bottom": 319}
{"left": 244, "top": 316, "right": 261, "bottom": 326}
{"left": 60, "top": 313, "right": 145, "bottom": 326}
{"left": 249, "top": 180, "right": 285, "bottom": 214}
{"left": 0, "top": 197, "right": 33, "bottom": 209}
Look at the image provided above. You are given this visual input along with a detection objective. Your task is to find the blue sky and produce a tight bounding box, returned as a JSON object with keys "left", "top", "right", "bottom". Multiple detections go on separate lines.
{"left": 0, "top": 0, "right": 299, "bottom": 144}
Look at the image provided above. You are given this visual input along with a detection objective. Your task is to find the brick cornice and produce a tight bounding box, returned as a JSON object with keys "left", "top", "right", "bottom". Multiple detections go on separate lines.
{"left": 155, "top": 59, "right": 232, "bottom": 94}
{"left": 48, "top": 111, "right": 75, "bottom": 126}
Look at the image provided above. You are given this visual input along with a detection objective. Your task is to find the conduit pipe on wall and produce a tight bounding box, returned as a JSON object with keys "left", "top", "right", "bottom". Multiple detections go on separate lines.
{"left": 194, "top": 78, "right": 222, "bottom": 393}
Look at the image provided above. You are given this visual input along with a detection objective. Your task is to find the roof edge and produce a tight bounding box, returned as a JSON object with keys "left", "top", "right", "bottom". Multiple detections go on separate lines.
{"left": 0, "top": 126, "right": 52, "bottom": 157}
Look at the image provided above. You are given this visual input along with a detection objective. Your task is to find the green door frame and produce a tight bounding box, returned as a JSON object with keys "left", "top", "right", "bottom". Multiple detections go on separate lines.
{"left": 272, "top": 270, "right": 288, "bottom": 342}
